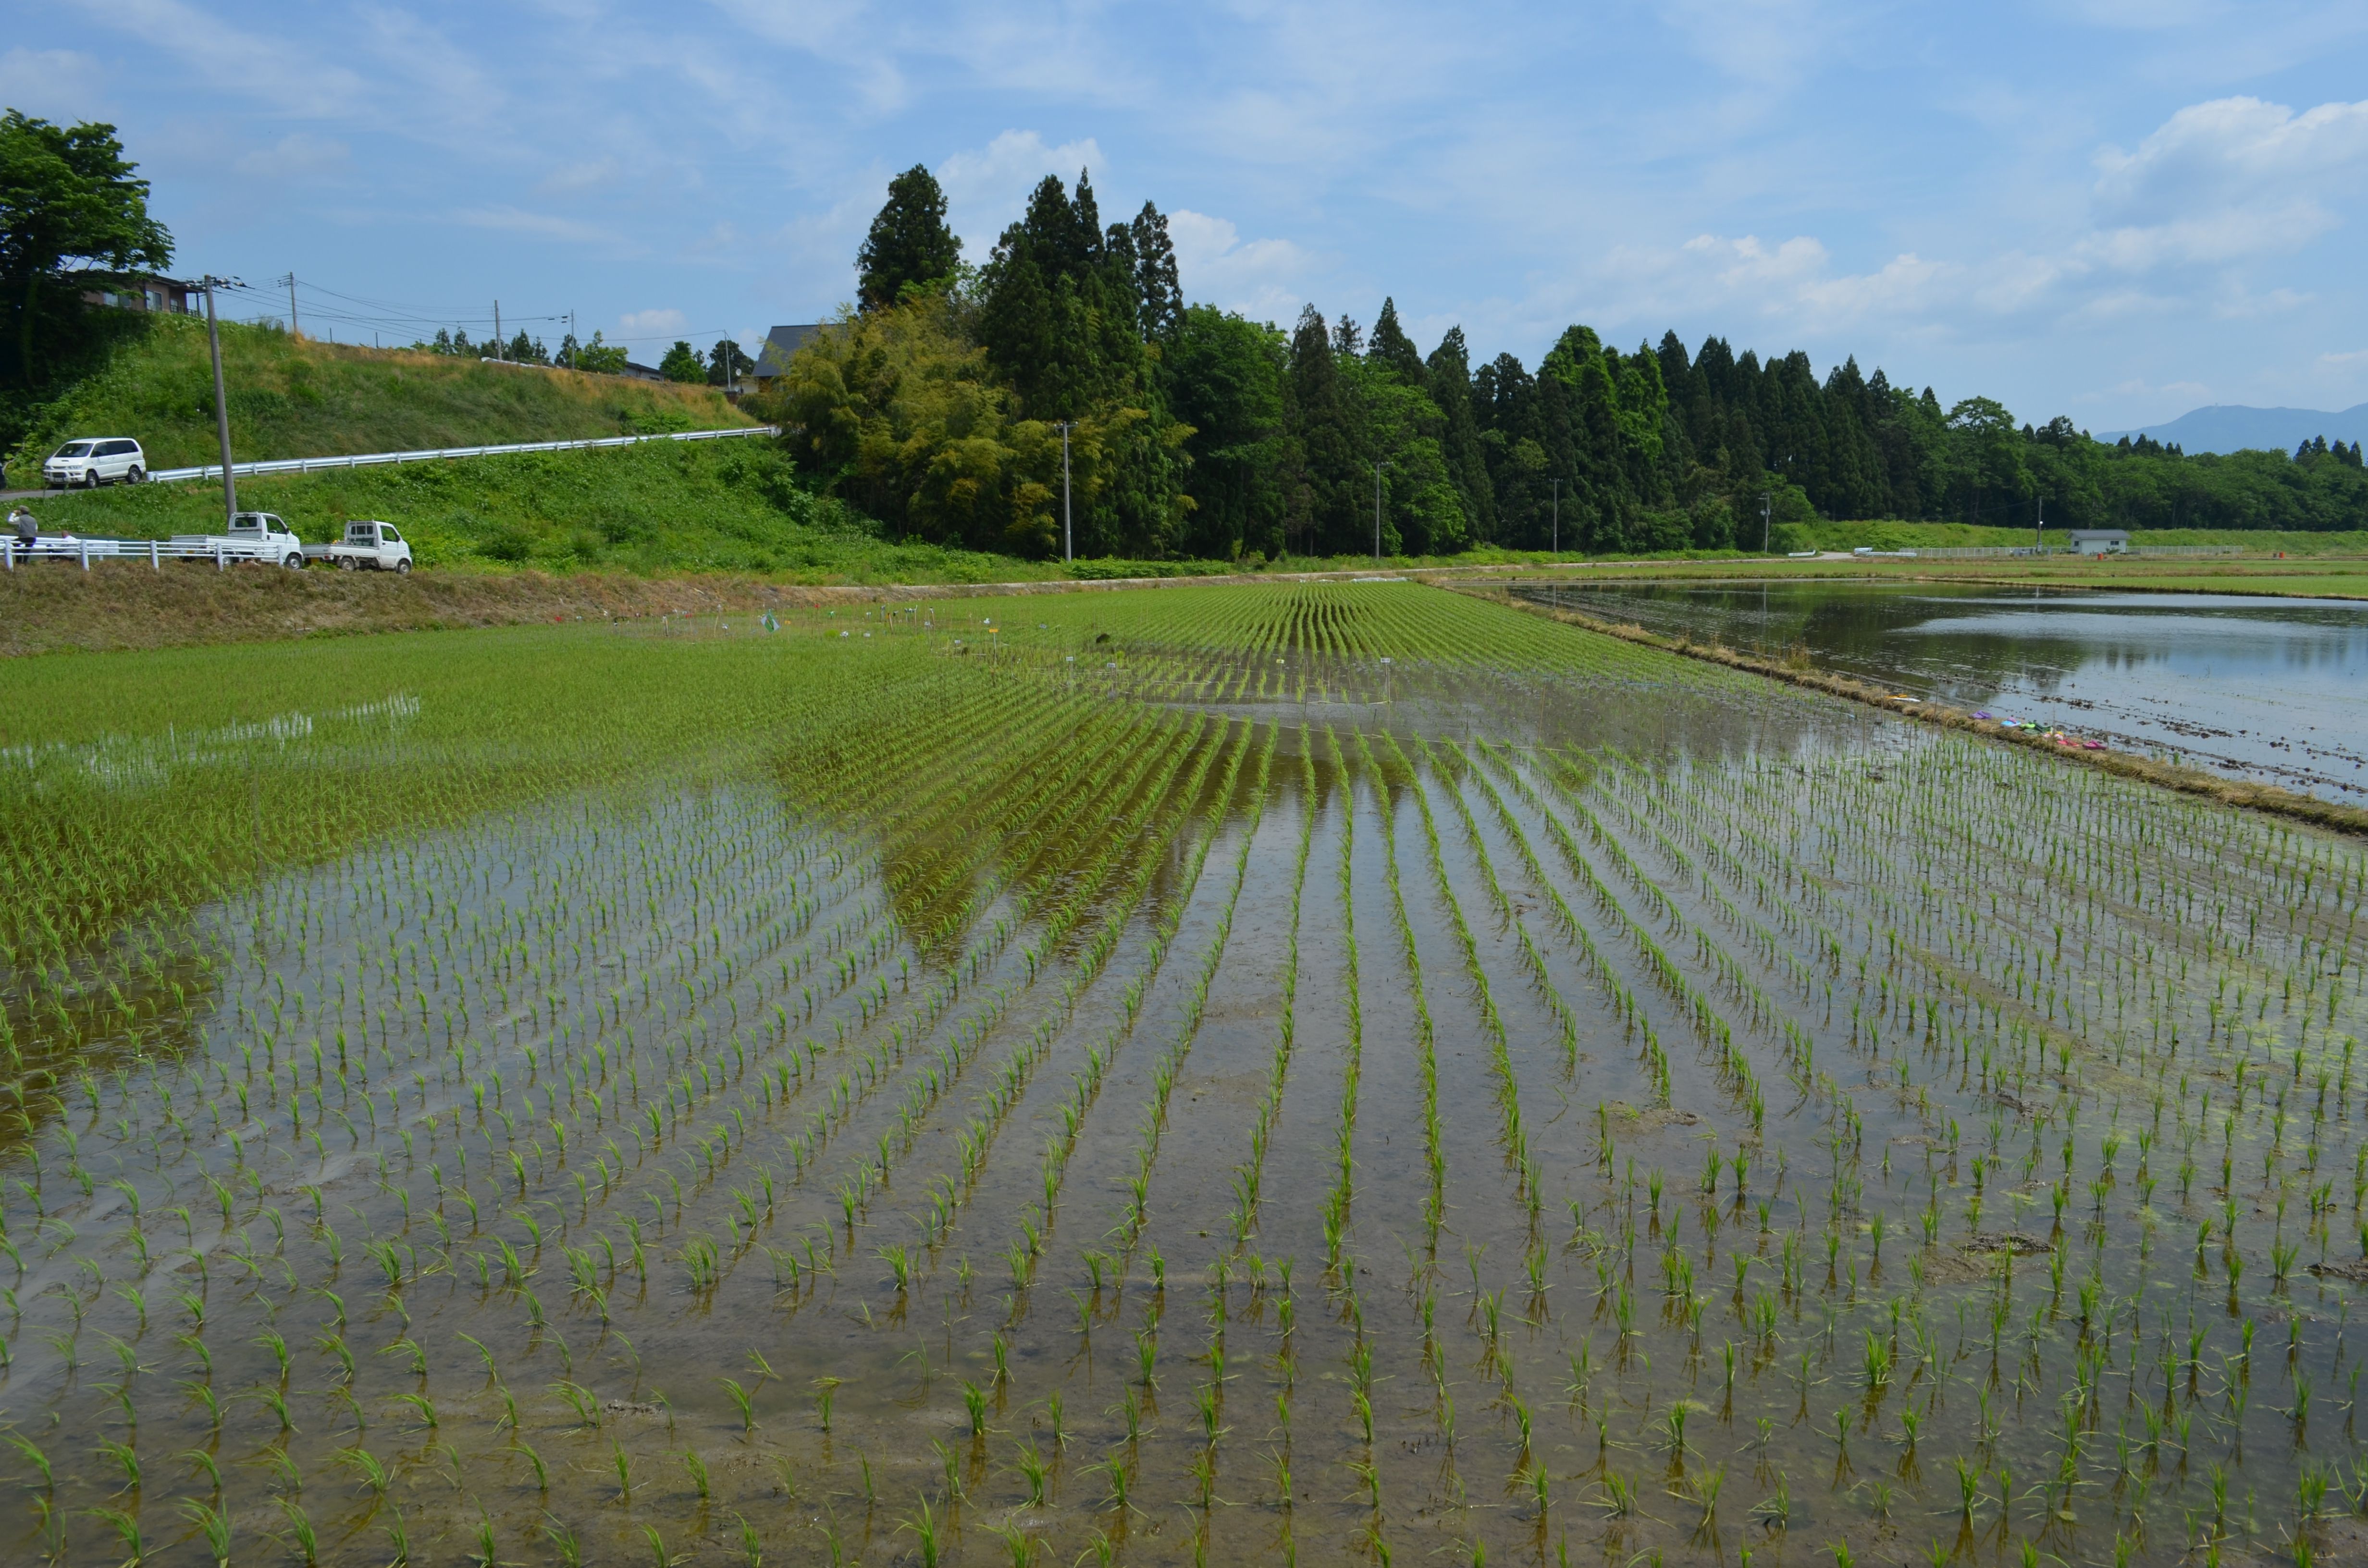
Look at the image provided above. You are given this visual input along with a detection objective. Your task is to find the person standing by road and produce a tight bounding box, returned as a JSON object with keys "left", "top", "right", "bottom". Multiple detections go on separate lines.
{"left": 9, "top": 506, "right": 35, "bottom": 551}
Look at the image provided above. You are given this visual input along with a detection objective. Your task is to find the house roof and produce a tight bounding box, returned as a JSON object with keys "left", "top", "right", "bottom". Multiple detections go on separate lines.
{"left": 753, "top": 323, "right": 826, "bottom": 378}
{"left": 2068, "top": 529, "right": 2130, "bottom": 540}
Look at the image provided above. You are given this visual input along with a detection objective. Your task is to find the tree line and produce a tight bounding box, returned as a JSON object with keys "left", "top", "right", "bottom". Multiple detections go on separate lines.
{"left": 768, "top": 164, "right": 2368, "bottom": 558}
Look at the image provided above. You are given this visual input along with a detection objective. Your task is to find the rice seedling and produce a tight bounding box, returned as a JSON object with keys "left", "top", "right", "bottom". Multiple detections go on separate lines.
{"left": 0, "top": 582, "right": 2357, "bottom": 1564}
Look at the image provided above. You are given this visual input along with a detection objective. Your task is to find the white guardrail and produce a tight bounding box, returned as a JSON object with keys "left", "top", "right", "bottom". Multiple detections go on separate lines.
{"left": 3, "top": 537, "right": 294, "bottom": 571}
{"left": 146, "top": 424, "right": 778, "bottom": 483}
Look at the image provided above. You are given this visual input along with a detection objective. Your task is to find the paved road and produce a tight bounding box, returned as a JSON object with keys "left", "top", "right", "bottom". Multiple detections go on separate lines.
{"left": 0, "top": 489, "right": 67, "bottom": 502}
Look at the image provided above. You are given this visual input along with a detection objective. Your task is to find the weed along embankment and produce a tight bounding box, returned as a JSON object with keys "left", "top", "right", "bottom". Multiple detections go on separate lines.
{"left": 1484, "top": 583, "right": 2368, "bottom": 839}
{"left": 6, "top": 580, "right": 2368, "bottom": 1568}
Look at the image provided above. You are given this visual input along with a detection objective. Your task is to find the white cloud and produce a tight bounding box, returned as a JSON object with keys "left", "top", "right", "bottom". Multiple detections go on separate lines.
{"left": 2094, "top": 96, "right": 2368, "bottom": 216}
{"left": 619, "top": 307, "right": 687, "bottom": 336}
{"left": 1166, "top": 209, "right": 1315, "bottom": 322}
{"left": 234, "top": 133, "right": 349, "bottom": 182}
{"left": 451, "top": 207, "right": 619, "bottom": 246}
{"left": 541, "top": 159, "right": 621, "bottom": 195}
{"left": 1651, "top": 0, "right": 1842, "bottom": 88}
{"left": 938, "top": 130, "right": 1107, "bottom": 252}
{"left": 0, "top": 47, "right": 102, "bottom": 118}
{"left": 2322, "top": 348, "right": 2368, "bottom": 367}
{"left": 2071, "top": 97, "right": 2368, "bottom": 271}
{"left": 1589, "top": 233, "right": 1951, "bottom": 333}
{"left": 72, "top": 0, "right": 367, "bottom": 118}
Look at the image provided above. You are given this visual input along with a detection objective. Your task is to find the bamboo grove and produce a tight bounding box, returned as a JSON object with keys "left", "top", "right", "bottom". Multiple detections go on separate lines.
{"left": 1, "top": 584, "right": 2366, "bottom": 1567}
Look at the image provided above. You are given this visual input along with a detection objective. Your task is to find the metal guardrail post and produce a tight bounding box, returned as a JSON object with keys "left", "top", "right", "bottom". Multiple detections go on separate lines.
{"left": 214, "top": 546, "right": 224, "bottom": 572}
{"left": 3, "top": 540, "right": 12, "bottom": 571}
{"left": 79, "top": 542, "right": 90, "bottom": 571}
{"left": 151, "top": 541, "right": 161, "bottom": 570}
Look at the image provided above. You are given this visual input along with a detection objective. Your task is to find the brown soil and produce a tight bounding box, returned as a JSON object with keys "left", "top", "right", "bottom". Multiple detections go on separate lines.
{"left": 0, "top": 561, "right": 1255, "bottom": 658}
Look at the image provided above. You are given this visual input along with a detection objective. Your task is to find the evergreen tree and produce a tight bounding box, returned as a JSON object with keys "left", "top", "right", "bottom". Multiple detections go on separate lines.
{"left": 1129, "top": 203, "right": 1183, "bottom": 341}
{"left": 1167, "top": 305, "right": 1286, "bottom": 558}
{"left": 658, "top": 340, "right": 705, "bottom": 383}
{"left": 1425, "top": 327, "right": 1495, "bottom": 544}
{"left": 707, "top": 339, "right": 756, "bottom": 385}
{"left": 1284, "top": 304, "right": 1360, "bottom": 555}
{"left": 972, "top": 170, "right": 1189, "bottom": 556}
{"left": 856, "top": 165, "right": 962, "bottom": 312}
{"left": 1368, "top": 298, "right": 1424, "bottom": 386}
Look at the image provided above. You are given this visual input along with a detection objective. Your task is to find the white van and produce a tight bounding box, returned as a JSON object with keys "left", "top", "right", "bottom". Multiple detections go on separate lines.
{"left": 42, "top": 439, "right": 147, "bottom": 488}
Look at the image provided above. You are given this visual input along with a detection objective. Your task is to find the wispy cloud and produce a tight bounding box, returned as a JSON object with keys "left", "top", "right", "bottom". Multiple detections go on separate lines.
{"left": 21, "top": 0, "right": 2368, "bottom": 431}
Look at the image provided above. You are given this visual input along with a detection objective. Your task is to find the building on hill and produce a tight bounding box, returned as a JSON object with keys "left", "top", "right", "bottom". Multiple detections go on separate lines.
{"left": 751, "top": 324, "right": 824, "bottom": 394}
{"left": 620, "top": 361, "right": 667, "bottom": 383}
{"left": 80, "top": 273, "right": 198, "bottom": 315}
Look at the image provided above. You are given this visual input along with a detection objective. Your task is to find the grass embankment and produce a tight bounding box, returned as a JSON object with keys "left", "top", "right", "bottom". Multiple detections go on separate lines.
{"left": 1486, "top": 586, "right": 2368, "bottom": 836}
{"left": 1468, "top": 550, "right": 2368, "bottom": 598}
{"left": 16, "top": 439, "right": 1035, "bottom": 576}
{"left": 5, "top": 316, "right": 752, "bottom": 484}
{"left": 1773, "top": 518, "right": 2368, "bottom": 556}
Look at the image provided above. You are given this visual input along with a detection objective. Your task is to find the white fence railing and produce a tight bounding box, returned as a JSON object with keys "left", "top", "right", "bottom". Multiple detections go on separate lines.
{"left": 148, "top": 424, "right": 777, "bottom": 483}
{"left": 4, "top": 537, "right": 294, "bottom": 571}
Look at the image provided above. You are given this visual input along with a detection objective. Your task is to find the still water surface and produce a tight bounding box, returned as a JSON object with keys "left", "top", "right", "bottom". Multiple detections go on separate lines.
{"left": 1515, "top": 580, "right": 2368, "bottom": 802}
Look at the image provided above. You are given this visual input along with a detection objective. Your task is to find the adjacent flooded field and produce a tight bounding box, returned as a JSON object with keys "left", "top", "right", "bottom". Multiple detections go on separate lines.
{"left": 4, "top": 583, "right": 2365, "bottom": 1568}
{"left": 1513, "top": 580, "right": 2368, "bottom": 804}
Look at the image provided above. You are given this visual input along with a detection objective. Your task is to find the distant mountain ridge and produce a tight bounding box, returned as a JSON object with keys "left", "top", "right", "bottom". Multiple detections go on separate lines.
{"left": 2098, "top": 402, "right": 2368, "bottom": 455}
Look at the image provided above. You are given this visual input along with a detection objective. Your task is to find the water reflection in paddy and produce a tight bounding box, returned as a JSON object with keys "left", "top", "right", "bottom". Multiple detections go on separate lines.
{"left": 1512, "top": 580, "right": 2368, "bottom": 802}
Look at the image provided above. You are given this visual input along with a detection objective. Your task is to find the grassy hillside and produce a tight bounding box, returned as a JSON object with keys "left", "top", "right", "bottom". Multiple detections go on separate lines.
{"left": 20, "top": 438, "right": 1055, "bottom": 581}
{"left": 6, "top": 316, "right": 753, "bottom": 486}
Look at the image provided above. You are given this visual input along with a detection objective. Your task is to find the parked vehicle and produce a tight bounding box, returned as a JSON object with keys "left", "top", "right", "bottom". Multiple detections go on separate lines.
{"left": 42, "top": 438, "right": 147, "bottom": 488}
{"left": 169, "top": 512, "right": 308, "bottom": 568}
{"left": 305, "top": 519, "right": 412, "bottom": 573}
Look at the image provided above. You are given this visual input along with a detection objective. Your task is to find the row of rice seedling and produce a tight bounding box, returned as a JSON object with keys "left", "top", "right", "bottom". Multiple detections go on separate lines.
{"left": 4, "top": 581, "right": 2364, "bottom": 1566}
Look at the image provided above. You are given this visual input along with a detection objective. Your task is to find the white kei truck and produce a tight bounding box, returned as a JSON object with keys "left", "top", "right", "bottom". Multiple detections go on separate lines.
{"left": 168, "top": 512, "right": 308, "bottom": 567}
{"left": 303, "top": 520, "right": 413, "bottom": 573}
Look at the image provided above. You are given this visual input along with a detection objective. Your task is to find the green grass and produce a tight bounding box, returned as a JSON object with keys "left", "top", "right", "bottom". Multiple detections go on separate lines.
{"left": 17, "top": 439, "right": 1060, "bottom": 580}
{"left": 5, "top": 316, "right": 752, "bottom": 485}
{"left": 1778, "top": 518, "right": 2368, "bottom": 555}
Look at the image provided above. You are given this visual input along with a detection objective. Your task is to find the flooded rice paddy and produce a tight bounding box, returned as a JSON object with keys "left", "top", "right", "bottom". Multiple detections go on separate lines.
{"left": 1512, "top": 580, "right": 2368, "bottom": 805}
{"left": 4, "top": 582, "right": 2367, "bottom": 1568}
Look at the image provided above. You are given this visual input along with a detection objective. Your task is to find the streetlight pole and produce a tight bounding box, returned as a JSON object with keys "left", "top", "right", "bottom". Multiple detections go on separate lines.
{"left": 1550, "top": 477, "right": 1561, "bottom": 557}
{"left": 1056, "top": 421, "right": 1075, "bottom": 564}
{"left": 2034, "top": 496, "right": 2045, "bottom": 553}
{"left": 1372, "top": 460, "right": 1393, "bottom": 566}
{"left": 203, "top": 277, "right": 238, "bottom": 532}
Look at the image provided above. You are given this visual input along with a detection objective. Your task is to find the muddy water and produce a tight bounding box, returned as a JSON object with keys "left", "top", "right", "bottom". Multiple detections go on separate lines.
{"left": 1512, "top": 580, "right": 2368, "bottom": 803}
{"left": 5, "top": 628, "right": 2367, "bottom": 1568}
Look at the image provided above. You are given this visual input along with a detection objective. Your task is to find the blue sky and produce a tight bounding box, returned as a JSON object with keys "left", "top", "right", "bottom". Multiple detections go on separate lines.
{"left": 10, "top": 0, "right": 2368, "bottom": 429}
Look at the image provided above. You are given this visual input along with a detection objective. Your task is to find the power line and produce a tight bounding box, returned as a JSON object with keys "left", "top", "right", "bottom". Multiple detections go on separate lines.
{"left": 209, "top": 273, "right": 753, "bottom": 356}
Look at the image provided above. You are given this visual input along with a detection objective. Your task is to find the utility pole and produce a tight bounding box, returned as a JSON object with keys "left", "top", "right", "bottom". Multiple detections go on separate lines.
{"left": 493, "top": 301, "right": 502, "bottom": 360}
{"left": 2034, "top": 497, "right": 2045, "bottom": 553}
{"left": 278, "top": 272, "right": 298, "bottom": 338}
{"left": 203, "top": 278, "right": 239, "bottom": 531}
{"left": 1056, "top": 421, "right": 1075, "bottom": 563}
{"left": 1762, "top": 491, "right": 1773, "bottom": 553}
{"left": 1372, "top": 460, "right": 1393, "bottom": 565}
{"left": 1550, "top": 477, "right": 1561, "bottom": 556}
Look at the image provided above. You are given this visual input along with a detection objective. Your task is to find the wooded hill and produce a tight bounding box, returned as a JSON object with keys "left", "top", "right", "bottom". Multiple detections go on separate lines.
{"left": 764, "top": 167, "right": 2368, "bottom": 561}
